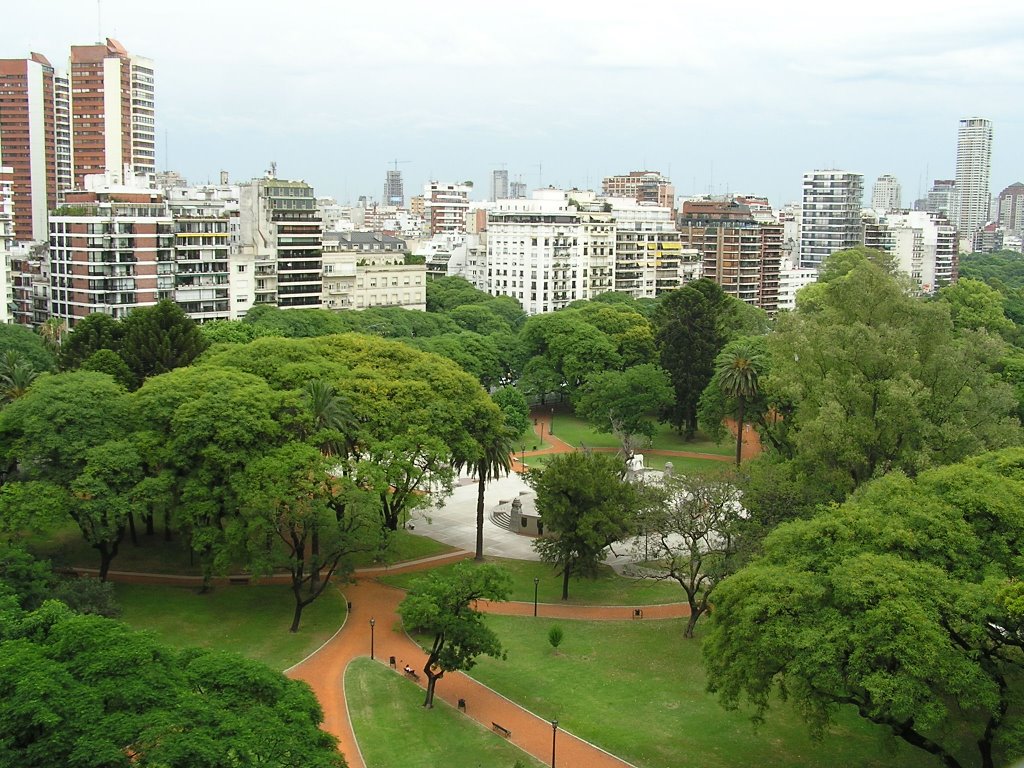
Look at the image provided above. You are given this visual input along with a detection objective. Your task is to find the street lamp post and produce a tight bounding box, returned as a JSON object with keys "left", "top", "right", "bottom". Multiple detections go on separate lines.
{"left": 549, "top": 407, "right": 555, "bottom": 435}
{"left": 533, "top": 577, "right": 539, "bottom": 617}
{"left": 551, "top": 719, "right": 558, "bottom": 768}
{"left": 369, "top": 617, "right": 376, "bottom": 660}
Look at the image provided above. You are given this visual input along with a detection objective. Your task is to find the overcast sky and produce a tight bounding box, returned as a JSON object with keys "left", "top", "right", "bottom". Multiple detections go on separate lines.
{"left": 4, "top": 0, "right": 1024, "bottom": 207}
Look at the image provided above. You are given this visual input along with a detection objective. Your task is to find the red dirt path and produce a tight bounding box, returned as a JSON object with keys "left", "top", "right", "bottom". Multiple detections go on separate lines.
{"left": 286, "top": 551, "right": 687, "bottom": 768}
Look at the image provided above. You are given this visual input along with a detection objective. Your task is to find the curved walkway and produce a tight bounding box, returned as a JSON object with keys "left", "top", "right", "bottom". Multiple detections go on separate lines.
{"left": 287, "top": 552, "right": 688, "bottom": 768}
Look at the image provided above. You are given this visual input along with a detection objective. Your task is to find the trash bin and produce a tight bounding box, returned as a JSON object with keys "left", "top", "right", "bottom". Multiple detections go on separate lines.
{"left": 389, "top": 656, "right": 396, "bottom": 668}
{"left": 458, "top": 698, "right": 466, "bottom": 711}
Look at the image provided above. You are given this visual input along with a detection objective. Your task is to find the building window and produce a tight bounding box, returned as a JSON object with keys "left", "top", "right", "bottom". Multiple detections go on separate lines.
{"left": 237, "top": 265, "right": 246, "bottom": 273}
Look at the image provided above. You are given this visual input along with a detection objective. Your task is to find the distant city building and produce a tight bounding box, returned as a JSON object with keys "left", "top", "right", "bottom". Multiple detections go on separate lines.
{"left": 423, "top": 182, "right": 471, "bottom": 235}
{"left": 322, "top": 231, "right": 425, "bottom": 312}
{"left": 69, "top": 38, "right": 155, "bottom": 188}
{"left": 799, "top": 170, "right": 864, "bottom": 268}
{"left": 509, "top": 180, "right": 527, "bottom": 199}
{"left": 973, "top": 222, "right": 1004, "bottom": 254}
{"left": 154, "top": 170, "right": 189, "bottom": 189}
{"left": 416, "top": 233, "right": 487, "bottom": 288}
{"left": 601, "top": 170, "right": 675, "bottom": 209}
{"left": 48, "top": 171, "right": 171, "bottom": 324}
{"left": 0, "top": 53, "right": 68, "bottom": 241}
{"left": 608, "top": 197, "right": 687, "bottom": 299}
{"left": 776, "top": 257, "right": 818, "bottom": 311}
{"left": 491, "top": 169, "right": 508, "bottom": 202}
{"left": 954, "top": 117, "right": 993, "bottom": 236}
{"left": 678, "top": 198, "right": 783, "bottom": 312}
{"left": 861, "top": 209, "right": 958, "bottom": 292}
{"left": 237, "top": 176, "right": 323, "bottom": 315}
{"left": 384, "top": 169, "right": 404, "bottom": 207}
{"left": 870, "top": 174, "right": 902, "bottom": 211}
{"left": 486, "top": 189, "right": 614, "bottom": 314}
{"left": 997, "top": 182, "right": 1024, "bottom": 235}
{"left": 0, "top": 164, "right": 13, "bottom": 322}
{"left": 926, "top": 179, "right": 957, "bottom": 217}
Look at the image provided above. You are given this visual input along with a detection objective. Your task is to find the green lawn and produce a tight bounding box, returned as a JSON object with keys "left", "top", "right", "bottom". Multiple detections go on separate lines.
{"left": 380, "top": 556, "right": 683, "bottom": 605}
{"left": 522, "top": 452, "right": 729, "bottom": 474}
{"left": 346, "top": 658, "right": 544, "bottom": 768}
{"left": 547, "top": 413, "right": 733, "bottom": 456}
{"left": 116, "top": 582, "right": 346, "bottom": 671}
{"left": 469, "top": 616, "right": 941, "bottom": 768}
{"left": 352, "top": 530, "right": 456, "bottom": 568}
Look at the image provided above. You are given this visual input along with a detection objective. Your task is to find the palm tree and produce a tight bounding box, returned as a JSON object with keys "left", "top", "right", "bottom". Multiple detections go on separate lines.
{"left": 472, "top": 427, "right": 516, "bottom": 561}
{"left": 0, "top": 351, "right": 39, "bottom": 404}
{"left": 37, "top": 317, "right": 67, "bottom": 355}
{"left": 714, "top": 343, "right": 764, "bottom": 466}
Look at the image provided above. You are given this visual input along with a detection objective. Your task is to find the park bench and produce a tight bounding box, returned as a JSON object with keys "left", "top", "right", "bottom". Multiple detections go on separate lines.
{"left": 492, "top": 722, "right": 512, "bottom": 738}
{"left": 403, "top": 668, "right": 421, "bottom": 682}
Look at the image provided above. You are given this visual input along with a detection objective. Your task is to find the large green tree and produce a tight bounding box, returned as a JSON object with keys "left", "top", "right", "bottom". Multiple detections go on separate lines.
{"left": 398, "top": 562, "right": 511, "bottom": 708}
{"left": 119, "top": 300, "right": 209, "bottom": 387}
{"left": 0, "top": 323, "right": 56, "bottom": 373}
{"left": 747, "top": 250, "right": 1020, "bottom": 523}
{"left": 60, "top": 312, "right": 123, "bottom": 370}
{"left": 573, "top": 363, "right": 674, "bottom": 457}
{"left": 529, "top": 452, "right": 638, "bottom": 600}
{"left": 704, "top": 448, "right": 1024, "bottom": 768}
{"left": 653, "top": 280, "right": 729, "bottom": 437}
{"left": 0, "top": 601, "right": 345, "bottom": 768}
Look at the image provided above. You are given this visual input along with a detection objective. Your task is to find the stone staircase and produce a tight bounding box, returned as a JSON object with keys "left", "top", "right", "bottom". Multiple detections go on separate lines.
{"left": 489, "top": 505, "right": 513, "bottom": 531}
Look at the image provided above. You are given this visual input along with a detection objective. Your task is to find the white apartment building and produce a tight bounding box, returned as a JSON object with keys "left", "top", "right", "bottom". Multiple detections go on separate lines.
{"left": 415, "top": 233, "right": 488, "bottom": 289}
{"left": 799, "top": 170, "right": 864, "bottom": 269}
{"left": 322, "top": 231, "right": 425, "bottom": 312}
{"left": 607, "top": 197, "right": 687, "bottom": 299}
{"left": 862, "top": 209, "right": 958, "bottom": 293}
{"left": 776, "top": 257, "right": 818, "bottom": 311}
{"left": 486, "top": 189, "right": 614, "bottom": 315}
{"left": 0, "top": 164, "right": 13, "bottom": 322}
{"left": 954, "top": 117, "right": 993, "bottom": 238}
{"left": 871, "top": 174, "right": 902, "bottom": 211}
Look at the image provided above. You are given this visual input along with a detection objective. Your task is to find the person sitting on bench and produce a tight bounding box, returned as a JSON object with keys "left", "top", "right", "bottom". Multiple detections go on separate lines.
{"left": 404, "top": 664, "right": 415, "bottom": 675}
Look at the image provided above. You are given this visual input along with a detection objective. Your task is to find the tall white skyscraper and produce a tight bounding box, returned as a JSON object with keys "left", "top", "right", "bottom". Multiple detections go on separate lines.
{"left": 799, "top": 170, "right": 864, "bottom": 268}
{"left": 871, "top": 174, "right": 902, "bottom": 211}
{"left": 954, "top": 117, "right": 993, "bottom": 235}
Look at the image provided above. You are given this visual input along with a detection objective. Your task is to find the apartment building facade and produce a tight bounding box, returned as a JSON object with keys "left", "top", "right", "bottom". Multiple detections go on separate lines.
{"left": 608, "top": 198, "right": 688, "bottom": 299}
{"left": 423, "top": 182, "right": 471, "bottom": 235}
{"left": 322, "top": 231, "right": 425, "bottom": 311}
{"left": 799, "top": 170, "right": 864, "bottom": 268}
{"left": 602, "top": 171, "right": 675, "bottom": 209}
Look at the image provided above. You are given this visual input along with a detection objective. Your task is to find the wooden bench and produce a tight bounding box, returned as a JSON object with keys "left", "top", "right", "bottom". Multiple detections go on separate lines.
{"left": 403, "top": 668, "right": 421, "bottom": 682}
{"left": 492, "top": 722, "right": 512, "bottom": 738}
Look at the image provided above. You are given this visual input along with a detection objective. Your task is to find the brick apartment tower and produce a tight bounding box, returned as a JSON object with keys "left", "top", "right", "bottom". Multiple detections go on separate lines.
{"left": 0, "top": 53, "right": 59, "bottom": 242}
{"left": 69, "top": 38, "right": 155, "bottom": 189}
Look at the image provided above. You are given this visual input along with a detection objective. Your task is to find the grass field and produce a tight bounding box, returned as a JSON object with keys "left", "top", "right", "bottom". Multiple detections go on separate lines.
{"left": 380, "top": 556, "right": 683, "bottom": 605}
{"left": 469, "top": 616, "right": 940, "bottom": 768}
{"left": 346, "top": 658, "right": 544, "bottom": 768}
{"left": 116, "top": 582, "right": 346, "bottom": 671}
{"left": 546, "top": 413, "right": 733, "bottom": 456}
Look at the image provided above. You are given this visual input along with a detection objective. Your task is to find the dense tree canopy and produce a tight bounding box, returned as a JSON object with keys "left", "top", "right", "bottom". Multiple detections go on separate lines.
{"left": 530, "top": 452, "right": 639, "bottom": 599}
{"left": 704, "top": 448, "right": 1024, "bottom": 768}
{"left": 0, "top": 323, "right": 56, "bottom": 373}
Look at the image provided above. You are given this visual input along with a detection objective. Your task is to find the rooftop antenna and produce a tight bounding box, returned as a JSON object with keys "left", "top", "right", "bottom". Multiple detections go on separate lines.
{"left": 164, "top": 129, "right": 168, "bottom": 173}
{"left": 97, "top": 0, "right": 102, "bottom": 43}
{"left": 537, "top": 162, "right": 543, "bottom": 188}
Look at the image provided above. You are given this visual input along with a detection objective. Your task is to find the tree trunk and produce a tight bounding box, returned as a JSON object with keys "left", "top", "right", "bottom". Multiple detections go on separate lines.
{"left": 423, "top": 670, "right": 441, "bottom": 708}
{"left": 290, "top": 595, "right": 305, "bottom": 633}
{"left": 735, "top": 396, "right": 746, "bottom": 467}
{"left": 97, "top": 541, "right": 118, "bottom": 581}
{"left": 683, "top": 602, "right": 703, "bottom": 639}
{"left": 310, "top": 529, "right": 321, "bottom": 592}
{"left": 127, "top": 511, "right": 138, "bottom": 546}
{"left": 163, "top": 506, "right": 172, "bottom": 541}
{"left": 561, "top": 564, "right": 571, "bottom": 601}
{"left": 144, "top": 510, "right": 155, "bottom": 536}
{"left": 475, "top": 468, "right": 485, "bottom": 561}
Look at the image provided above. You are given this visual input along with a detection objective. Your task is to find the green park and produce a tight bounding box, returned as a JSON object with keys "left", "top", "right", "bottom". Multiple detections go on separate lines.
{"left": 3, "top": 249, "right": 1024, "bottom": 768}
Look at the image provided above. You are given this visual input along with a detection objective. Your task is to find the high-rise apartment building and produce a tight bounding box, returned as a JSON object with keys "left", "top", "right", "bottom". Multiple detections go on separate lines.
{"left": 69, "top": 38, "right": 155, "bottom": 188}
{"left": 491, "top": 169, "right": 509, "bottom": 202}
{"left": 384, "top": 169, "right": 404, "bottom": 207}
{"left": 997, "top": 183, "right": 1024, "bottom": 235}
{"left": 48, "top": 172, "right": 170, "bottom": 324}
{"left": 0, "top": 164, "right": 13, "bottom": 322}
{"left": 926, "top": 179, "right": 957, "bottom": 217}
{"left": 0, "top": 53, "right": 63, "bottom": 242}
{"left": 954, "top": 117, "right": 993, "bottom": 236}
{"left": 509, "top": 180, "right": 527, "bottom": 199}
{"left": 423, "top": 182, "right": 471, "bottom": 235}
{"left": 799, "top": 170, "right": 864, "bottom": 268}
{"left": 860, "top": 209, "right": 957, "bottom": 292}
{"left": 237, "top": 177, "right": 323, "bottom": 314}
{"left": 609, "top": 198, "right": 686, "bottom": 299}
{"left": 602, "top": 171, "right": 675, "bottom": 209}
{"left": 679, "top": 199, "right": 783, "bottom": 312}
{"left": 871, "top": 174, "right": 902, "bottom": 211}
{"left": 486, "top": 190, "right": 614, "bottom": 315}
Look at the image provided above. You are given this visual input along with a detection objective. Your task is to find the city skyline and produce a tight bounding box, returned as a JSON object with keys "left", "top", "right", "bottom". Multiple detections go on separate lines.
{"left": 3, "top": 0, "right": 1024, "bottom": 207}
